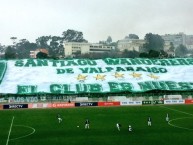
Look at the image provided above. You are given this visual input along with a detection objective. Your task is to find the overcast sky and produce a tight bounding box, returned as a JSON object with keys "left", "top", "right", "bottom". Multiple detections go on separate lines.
{"left": 0, "top": 0, "right": 192, "bottom": 45}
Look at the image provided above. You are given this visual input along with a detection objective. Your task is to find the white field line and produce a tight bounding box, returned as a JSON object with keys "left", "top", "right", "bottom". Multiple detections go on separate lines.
{"left": 159, "top": 105, "right": 193, "bottom": 131}
{"left": 9, "top": 125, "right": 36, "bottom": 141}
{"left": 6, "top": 116, "right": 14, "bottom": 145}
{"left": 168, "top": 117, "right": 193, "bottom": 131}
{"left": 159, "top": 105, "right": 193, "bottom": 116}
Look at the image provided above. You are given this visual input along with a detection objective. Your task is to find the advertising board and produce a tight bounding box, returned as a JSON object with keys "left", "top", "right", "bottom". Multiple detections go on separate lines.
{"left": 121, "top": 101, "right": 142, "bottom": 106}
{"left": 98, "top": 102, "right": 120, "bottom": 106}
{"left": 164, "top": 100, "right": 185, "bottom": 104}
{"left": 185, "top": 99, "right": 193, "bottom": 104}
{"left": 75, "top": 102, "right": 98, "bottom": 107}
{"left": 3, "top": 104, "right": 28, "bottom": 109}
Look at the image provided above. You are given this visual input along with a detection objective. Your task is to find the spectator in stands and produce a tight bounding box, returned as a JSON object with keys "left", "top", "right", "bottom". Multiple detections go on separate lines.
{"left": 116, "top": 123, "right": 121, "bottom": 131}
{"left": 85, "top": 119, "right": 90, "bottom": 129}
{"left": 57, "top": 114, "right": 62, "bottom": 123}
{"left": 148, "top": 116, "right": 152, "bottom": 126}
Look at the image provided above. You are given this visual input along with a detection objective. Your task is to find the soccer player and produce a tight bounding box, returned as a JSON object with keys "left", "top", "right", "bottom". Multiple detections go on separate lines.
{"left": 85, "top": 119, "right": 90, "bottom": 129}
{"left": 148, "top": 116, "right": 152, "bottom": 126}
{"left": 116, "top": 123, "right": 121, "bottom": 131}
{"left": 57, "top": 114, "right": 62, "bottom": 123}
{"left": 166, "top": 113, "right": 169, "bottom": 122}
{"left": 128, "top": 125, "right": 132, "bottom": 132}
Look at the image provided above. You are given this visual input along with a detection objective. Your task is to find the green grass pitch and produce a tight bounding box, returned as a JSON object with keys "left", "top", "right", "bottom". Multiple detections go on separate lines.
{"left": 0, "top": 105, "right": 193, "bottom": 145}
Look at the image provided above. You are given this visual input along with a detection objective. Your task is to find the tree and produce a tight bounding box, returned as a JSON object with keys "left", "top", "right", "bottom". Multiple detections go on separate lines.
{"left": 168, "top": 42, "right": 175, "bottom": 52}
{"left": 36, "top": 51, "right": 48, "bottom": 59}
{"left": 36, "top": 36, "right": 51, "bottom": 48}
{"left": 122, "top": 49, "right": 139, "bottom": 58}
{"left": 99, "top": 41, "right": 106, "bottom": 44}
{"left": 16, "top": 39, "right": 37, "bottom": 59}
{"left": 108, "top": 48, "right": 120, "bottom": 58}
{"left": 143, "top": 33, "right": 164, "bottom": 52}
{"left": 175, "top": 44, "right": 188, "bottom": 57}
{"left": 36, "top": 35, "right": 64, "bottom": 58}
{"left": 106, "top": 36, "right": 112, "bottom": 44}
{"left": 139, "top": 52, "right": 149, "bottom": 58}
{"left": 62, "top": 29, "right": 87, "bottom": 42}
{"left": 10, "top": 37, "right": 17, "bottom": 45}
{"left": 4, "top": 46, "right": 17, "bottom": 59}
{"left": 0, "top": 44, "right": 5, "bottom": 53}
{"left": 159, "top": 50, "right": 168, "bottom": 58}
{"left": 148, "top": 50, "right": 160, "bottom": 58}
{"left": 49, "top": 36, "right": 64, "bottom": 57}
{"left": 125, "top": 34, "right": 139, "bottom": 39}
{"left": 0, "top": 44, "right": 6, "bottom": 58}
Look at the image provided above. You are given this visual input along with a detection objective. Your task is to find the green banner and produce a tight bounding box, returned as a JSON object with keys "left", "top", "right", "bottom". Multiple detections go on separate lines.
{"left": 0, "top": 61, "right": 7, "bottom": 84}
{"left": 0, "top": 58, "right": 193, "bottom": 94}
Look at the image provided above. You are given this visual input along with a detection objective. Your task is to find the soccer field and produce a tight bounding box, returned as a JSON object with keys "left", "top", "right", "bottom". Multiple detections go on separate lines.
{"left": 0, "top": 105, "right": 193, "bottom": 145}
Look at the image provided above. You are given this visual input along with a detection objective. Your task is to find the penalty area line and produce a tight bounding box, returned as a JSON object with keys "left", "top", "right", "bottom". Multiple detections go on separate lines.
{"left": 9, "top": 125, "right": 36, "bottom": 141}
{"left": 159, "top": 106, "right": 193, "bottom": 131}
{"left": 159, "top": 105, "right": 193, "bottom": 116}
{"left": 6, "top": 116, "right": 14, "bottom": 145}
{"left": 168, "top": 117, "right": 193, "bottom": 131}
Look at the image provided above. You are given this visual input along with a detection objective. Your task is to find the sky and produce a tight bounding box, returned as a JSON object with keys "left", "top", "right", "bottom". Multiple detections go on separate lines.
{"left": 0, "top": 0, "right": 192, "bottom": 45}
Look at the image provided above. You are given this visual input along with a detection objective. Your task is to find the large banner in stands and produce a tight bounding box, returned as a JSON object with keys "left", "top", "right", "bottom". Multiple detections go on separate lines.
{"left": 98, "top": 102, "right": 120, "bottom": 106}
{"left": 185, "top": 99, "right": 193, "bottom": 104}
{"left": 3, "top": 104, "right": 28, "bottom": 109}
{"left": 8, "top": 97, "right": 39, "bottom": 103}
{"left": 121, "top": 101, "right": 142, "bottom": 106}
{"left": 164, "top": 100, "right": 185, "bottom": 104}
{"left": 1, "top": 58, "right": 193, "bottom": 94}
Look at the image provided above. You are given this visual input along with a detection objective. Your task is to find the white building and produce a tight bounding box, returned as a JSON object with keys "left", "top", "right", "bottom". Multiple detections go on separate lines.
{"left": 186, "top": 35, "right": 193, "bottom": 50}
{"left": 161, "top": 32, "right": 193, "bottom": 49}
{"left": 64, "top": 42, "right": 114, "bottom": 57}
{"left": 161, "top": 32, "right": 186, "bottom": 48}
{"left": 117, "top": 39, "right": 145, "bottom": 52}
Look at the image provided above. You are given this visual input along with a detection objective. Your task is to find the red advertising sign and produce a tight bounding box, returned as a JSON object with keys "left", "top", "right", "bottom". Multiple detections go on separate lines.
{"left": 51, "top": 103, "right": 75, "bottom": 108}
{"left": 0, "top": 105, "right": 2, "bottom": 110}
{"left": 185, "top": 99, "right": 193, "bottom": 104}
{"left": 98, "top": 102, "right": 120, "bottom": 106}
